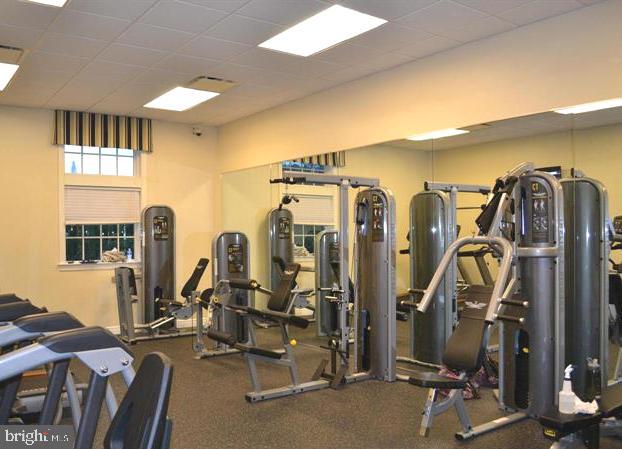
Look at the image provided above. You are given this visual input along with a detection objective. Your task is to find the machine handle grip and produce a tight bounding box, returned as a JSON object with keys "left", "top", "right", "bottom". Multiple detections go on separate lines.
{"left": 228, "top": 279, "right": 260, "bottom": 290}
{"left": 399, "top": 249, "right": 410, "bottom": 255}
{"left": 207, "top": 329, "right": 237, "bottom": 346}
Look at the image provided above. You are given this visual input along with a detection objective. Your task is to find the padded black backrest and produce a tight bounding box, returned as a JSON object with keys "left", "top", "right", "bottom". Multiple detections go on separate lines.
{"left": 267, "top": 263, "right": 301, "bottom": 312}
{"left": 0, "top": 301, "right": 45, "bottom": 322}
{"left": 180, "top": 258, "right": 209, "bottom": 298}
{"left": 39, "top": 326, "right": 133, "bottom": 357}
{"left": 0, "top": 294, "right": 24, "bottom": 305}
{"left": 272, "top": 256, "right": 286, "bottom": 274}
{"left": 126, "top": 268, "right": 138, "bottom": 296}
{"left": 14, "top": 312, "right": 82, "bottom": 333}
{"left": 442, "top": 310, "right": 489, "bottom": 373}
{"left": 104, "top": 352, "right": 174, "bottom": 449}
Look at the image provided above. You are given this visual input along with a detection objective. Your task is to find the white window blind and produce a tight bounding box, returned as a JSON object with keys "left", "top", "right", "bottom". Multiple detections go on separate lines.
{"left": 64, "top": 186, "right": 140, "bottom": 224}
{"left": 287, "top": 194, "right": 334, "bottom": 224}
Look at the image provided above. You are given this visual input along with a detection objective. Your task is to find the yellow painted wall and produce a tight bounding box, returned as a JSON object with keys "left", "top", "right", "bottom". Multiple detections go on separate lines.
{"left": 0, "top": 105, "right": 219, "bottom": 327}
{"left": 217, "top": 1, "right": 622, "bottom": 172}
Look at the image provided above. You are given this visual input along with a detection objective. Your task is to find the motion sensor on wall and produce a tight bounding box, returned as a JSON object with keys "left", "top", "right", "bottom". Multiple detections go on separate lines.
{"left": 192, "top": 127, "right": 203, "bottom": 137}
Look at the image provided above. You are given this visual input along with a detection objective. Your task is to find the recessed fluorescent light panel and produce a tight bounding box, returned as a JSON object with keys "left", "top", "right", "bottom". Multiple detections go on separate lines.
{"left": 144, "top": 87, "right": 219, "bottom": 112}
{"left": 259, "top": 5, "right": 387, "bottom": 57}
{"left": 0, "top": 63, "right": 19, "bottom": 91}
{"left": 407, "top": 128, "right": 470, "bottom": 141}
{"left": 552, "top": 98, "right": 622, "bottom": 115}
{"left": 24, "top": 0, "right": 69, "bottom": 6}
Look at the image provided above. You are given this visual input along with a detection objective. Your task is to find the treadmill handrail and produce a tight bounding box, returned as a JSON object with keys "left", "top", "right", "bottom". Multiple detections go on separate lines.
{"left": 417, "top": 236, "right": 514, "bottom": 324}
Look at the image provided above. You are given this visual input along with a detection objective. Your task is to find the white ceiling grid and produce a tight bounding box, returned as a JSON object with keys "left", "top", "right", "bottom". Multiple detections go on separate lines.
{"left": 0, "top": 0, "right": 601, "bottom": 125}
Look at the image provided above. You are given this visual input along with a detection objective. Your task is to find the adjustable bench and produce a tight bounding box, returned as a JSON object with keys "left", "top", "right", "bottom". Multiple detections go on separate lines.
{"left": 206, "top": 262, "right": 329, "bottom": 402}
{"left": 408, "top": 308, "right": 490, "bottom": 438}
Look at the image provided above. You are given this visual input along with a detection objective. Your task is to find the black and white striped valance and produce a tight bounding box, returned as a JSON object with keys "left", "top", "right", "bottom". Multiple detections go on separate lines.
{"left": 53, "top": 110, "right": 153, "bottom": 152}
{"left": 292, "top": 151, "right": 346, "bottom": 167}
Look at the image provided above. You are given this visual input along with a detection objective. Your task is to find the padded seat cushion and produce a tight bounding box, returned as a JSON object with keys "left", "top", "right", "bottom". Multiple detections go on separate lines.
{"left": 600, "top": 382, "right": 622, "bottom": 417}
{"left": 408, "top": 371, "right": 467, "bottom": 389}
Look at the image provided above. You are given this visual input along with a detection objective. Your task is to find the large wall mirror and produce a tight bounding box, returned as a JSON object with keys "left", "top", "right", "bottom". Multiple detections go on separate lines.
{"left": 220, "top": 103, "right": 622, "bottom": 362}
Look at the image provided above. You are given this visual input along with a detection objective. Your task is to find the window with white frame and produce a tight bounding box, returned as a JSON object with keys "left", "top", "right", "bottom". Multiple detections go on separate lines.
{"left": 286, "top": 194, "right": 334, "bottom": 257}
{"left": 64, "top": 145, "right": 136, "bottom": 176}
{"left": 63, "top": 187, "right": 140, "bottom": 263}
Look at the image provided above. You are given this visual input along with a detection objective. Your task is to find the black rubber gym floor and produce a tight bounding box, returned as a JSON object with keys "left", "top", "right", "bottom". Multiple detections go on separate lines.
{"left": 95, "top": 322, "right": 620, "bottom": 449}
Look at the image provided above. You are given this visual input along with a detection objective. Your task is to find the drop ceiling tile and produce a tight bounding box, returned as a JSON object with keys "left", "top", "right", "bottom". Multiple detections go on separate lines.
{"left": 89, "top": 87, "right": 159, "bottom": 114}
{"left": 179, "top": 35, "right": 251, "bottom": 61}
{"left": 118, "top": 23, "right": 195, "bottom": 51}
{"left": 20, "top": 50, "right": 90, "bottom": 74}
{"left": 397, "top": 0, "right": 488, "bottom": 33}
{"left": 67, "top": 0, "right": 159, "bottom": 21}
{"left": 0, "top": 24, "right": 44, "bottom": 49}
{"left": 133, "top": 68, "right": 194, "bottom": 87}
{"left": 0, "top": 81, "right": 58, "bottom": 108}
{"left": 393, "top": 34, "right": 459, "bottom": 59}
{"left": 13, "top": 69, "right": 74, "bottom": 90}
{"left": 75, "top": 61, "right": 146, "bottom": 83}
{"left": 153, "top": 54, "right": 222, "bottom": 75}
{"left": 36, "top": 32, "right": 108, "bottom": 58}
{"left": 235, "top": 0, "right": 329, "bottom": 26}
{"left": 0, "top": 2, "right": 60, "bottom": 30}
{"left": 291, "top": 59, "right": 346, "bottom": 78}
{"left": 203, "top": 14, "right": 284, "bottom": 45}
{"left": 348, "top": 23, "right": 434, "bottom": 52}
{"left": 320, "top": 64, "right": 380, "bottom": 83}
{"left": 438, "top": 15, "right": 515, "bottom": 42}
{"left": 454, "top": 0, "right": 532, "bottom": 15}
{"left": 333, "top": 0, "right": 438, "bottom": 20}
{"left": 98, "top": 43, "right": 168, "bottom": 67}
{"left": 207, "top": 62, "right": 268, "bottom": 83}
{"left": 179, "top": 0, "right": 250, "bottom": 13}
{"left": 313, "top": 42, "right": 384, "bottom": 66}
{"left": 46, "top": 82, "right": 117, "bottom": 111}
{"left": 243, "top": 67, "right": 311, "bottom": 89}
{"left": 140, "top": 1, "right": 228, "bottom": 34}
{"left": 224, "top": 82, "right": 287, "bottom": 99}
{"left": 498, "top": 0, "right": 584, "bottom": 26}
{"left": 227, "top": 47, "right": 301, "bottom": 73}
{"left": 358, "top": 51, "right": 413, "bottom": 72}
{"left": 48, "top": 10, "right": 131, "bottom": 41}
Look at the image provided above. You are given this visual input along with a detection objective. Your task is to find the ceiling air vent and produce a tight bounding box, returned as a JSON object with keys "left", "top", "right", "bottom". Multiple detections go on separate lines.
{"left": 0, "top": 45, "right": 24, "bottom": 64}
{"left": 187, "top": 76, "right": 236, "bottom": 94}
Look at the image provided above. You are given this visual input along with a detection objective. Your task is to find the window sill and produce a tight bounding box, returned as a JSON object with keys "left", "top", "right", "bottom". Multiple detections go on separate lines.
{"left": 58, "top": 261, "right": 141, "bottom": 272}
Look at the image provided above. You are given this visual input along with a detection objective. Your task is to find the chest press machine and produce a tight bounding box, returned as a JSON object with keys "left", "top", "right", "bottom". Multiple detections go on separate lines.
{"left": 405, "top": 162, "right": 621, "bottom": 448}
{"left": 400, "top": 181, "right": 491, "bottom": 369}
{"left": 200, "top": 172, "right": 398, "bottom": 402}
